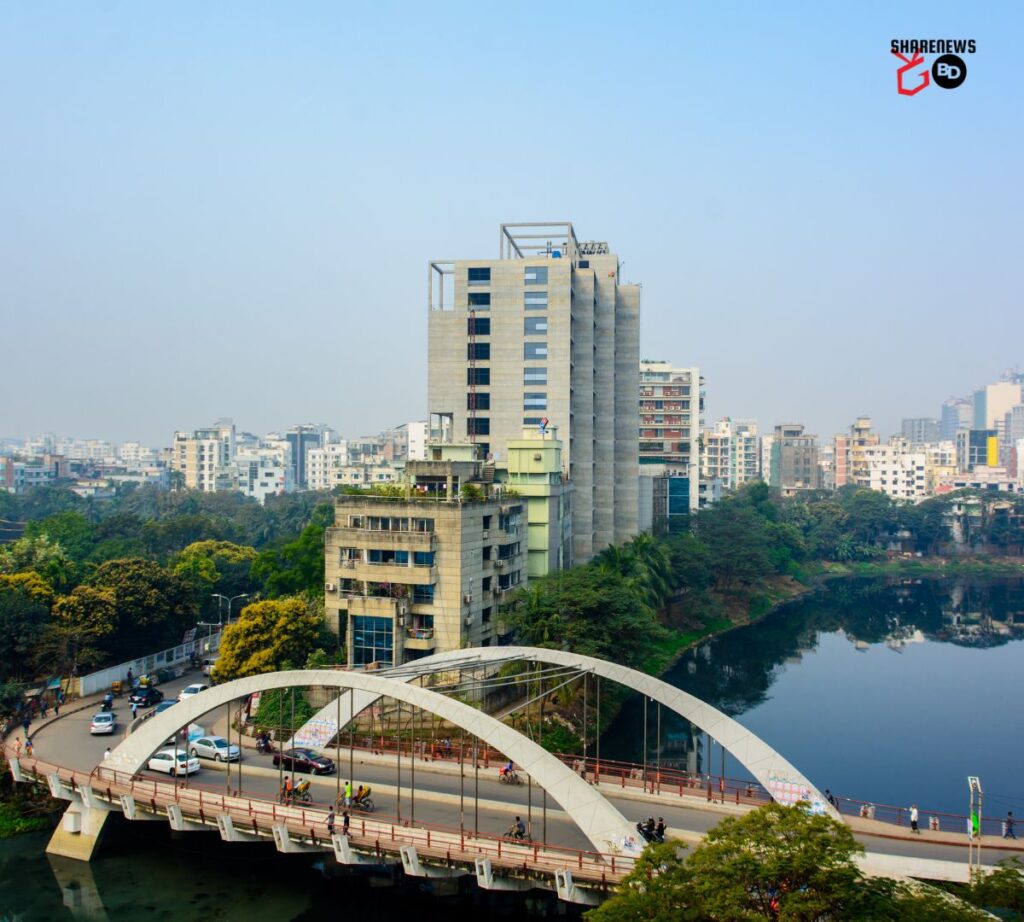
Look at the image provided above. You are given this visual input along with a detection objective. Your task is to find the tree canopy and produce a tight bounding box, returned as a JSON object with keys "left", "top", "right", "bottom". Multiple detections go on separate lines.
{"left": 212, "top": 598, "right": 322, "bottom": 682}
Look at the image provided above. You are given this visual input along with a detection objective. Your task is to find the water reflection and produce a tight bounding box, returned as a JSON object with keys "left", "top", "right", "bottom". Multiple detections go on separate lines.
{"left": 601, "top": 577, "right": 1024, "bottom": 813}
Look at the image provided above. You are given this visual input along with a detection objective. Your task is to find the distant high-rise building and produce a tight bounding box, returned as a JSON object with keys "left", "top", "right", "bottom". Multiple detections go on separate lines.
{"left": 973, "top": 381, "right": 1022, "bottom": 432}
{"left": 172, "top": 420, "right": 236, "bottom": 492}
{"left": 428, "top": 222, "right": 639, "bottom": 562}
{"left": 769, "top": 424, "right": 821, "bottom": 496}
{"left": 285, "top": 424, "right": 325, "bottom": 489}
{"left": 901, "top": 417, "right": 940, "bottom": 446}
{"left": 940, "top": 398, "right": 973, "bottom": 441}
{"left": 956, "top": 429, "right": 999, "bottom": 472}
{"left": 406, "top": 421, "right": 429, "bottom": 461}
{"left": 834, "top": 417, "right": 879, "bottom": 488}
{"left": 703, "top": 418, "right": 759, "bottom": 490}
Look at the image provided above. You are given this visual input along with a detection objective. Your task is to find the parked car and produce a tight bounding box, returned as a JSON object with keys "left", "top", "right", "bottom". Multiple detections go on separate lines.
{"left": 89, "top": 712, "right": 115, "bottom": 735}
{"left": 129, "top": 686, "right": 164, "bottom": 707}
{"left": 178, "top": 683, "right": 209, "bottom": 702}
{"left": 190, "top": 736, "right": 240, "bottom": 762}
{"left": 272, "top": 747, "right": 335, "bottom": 775}
{"left": 147, "top": 749, "right": 200, "bottom": 776}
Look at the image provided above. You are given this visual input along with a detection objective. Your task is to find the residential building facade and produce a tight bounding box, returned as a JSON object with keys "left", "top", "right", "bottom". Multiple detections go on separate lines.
{"left": 769, "top": 424, "right": 821, "bottom": 496}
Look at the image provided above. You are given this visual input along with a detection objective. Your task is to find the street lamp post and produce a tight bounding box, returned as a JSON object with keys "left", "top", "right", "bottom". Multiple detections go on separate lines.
{"left": 211, "top": 593, "right": 251, "bottom": 627}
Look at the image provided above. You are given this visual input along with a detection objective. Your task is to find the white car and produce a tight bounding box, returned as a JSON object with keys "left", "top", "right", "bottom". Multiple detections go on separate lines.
{"left": 190, "top": 736, "right": 240, "bottom": 762}
{"left": 147, "top": 749, "right": 200, "bottom": 776}
{"left": 178, "top": 683, "right": 209, "bottom": 702}
{"left": 90, "top": 713, "right": 116, "bottom": 735}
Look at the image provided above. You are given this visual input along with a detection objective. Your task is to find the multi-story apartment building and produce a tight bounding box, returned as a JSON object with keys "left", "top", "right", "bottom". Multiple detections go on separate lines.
{"left": 306, "top": 442, "right": 348, "bottom": 491}
{"left": 638, "top": 361, "right": 704, "bottom": 509}
{"left": 428, "top": 222, "right": 639, "bottom": 562}
{"left": 834, "top": 417, "right": 879, "bottom": 488}
{"left": 901, "top": 418, "right": 940, "bottom": 446}
{"left": 406, "top": 421, "right": 429, "bottom": 461}
{"left": 769, "top": 424, "right": 821, "bottom": 496}
{"left": 236, "top": 447, "right": 291, "bottom": 503}
{"left": 703, "top": 418, "right": 759, "bottom": 491}
{"left": 172, "top": 420, "right": 236, "bottom": 492}
{"left": 324, "top": 445, "right": 526, "bottom": 665}
{"left": 864, "top": 444, "right": 928, "bottom": 500}
{"left": 285, "top": 424, "right": 326, "bottom": 489}
{"left": 956, "top": 429, "right": 999, "bottom": 472}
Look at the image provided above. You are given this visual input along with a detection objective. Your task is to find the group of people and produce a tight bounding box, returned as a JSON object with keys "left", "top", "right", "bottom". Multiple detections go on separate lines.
{"left": 325, "top": 807, "right": 350, "bottom": 836}
{"left": 638, "top": 816, "right": 666, "bottom": 843}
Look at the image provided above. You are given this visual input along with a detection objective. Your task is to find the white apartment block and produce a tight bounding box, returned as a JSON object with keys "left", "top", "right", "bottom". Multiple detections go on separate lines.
{"left": 429, "top": 223, "right": 639, "bottom": 562}
{"left": 306, "top": 442, "right": 349, "bottom": 492}
{"left": 236, "top": 447, "right": 292, "bottom": 504}
{"left": 703, "top": 418, "right": 759, "bottom": 490}
{"left": 865, "top": 445, "right": 927, "bottom": 500}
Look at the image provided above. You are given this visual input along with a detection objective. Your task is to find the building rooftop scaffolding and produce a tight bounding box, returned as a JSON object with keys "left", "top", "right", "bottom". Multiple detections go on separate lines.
{"left": 499, "top": 221, "right": 585, "bottom": 261}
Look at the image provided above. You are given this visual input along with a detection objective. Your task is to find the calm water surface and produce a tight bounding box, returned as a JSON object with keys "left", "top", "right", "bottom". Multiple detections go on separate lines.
{"left": 602, "top": 575, "right": 1024, "bottom": 818}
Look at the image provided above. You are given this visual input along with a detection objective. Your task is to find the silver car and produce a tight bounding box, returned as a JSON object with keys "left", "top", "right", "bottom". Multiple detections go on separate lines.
{"left": 189, "top": 736, "right": 240, "bottom": 762}
{"left": 90, "top": 712, "right": 116, "bottom": 735}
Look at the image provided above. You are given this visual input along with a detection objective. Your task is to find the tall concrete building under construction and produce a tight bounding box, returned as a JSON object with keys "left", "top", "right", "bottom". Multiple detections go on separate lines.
{"left": 428, "top": 222, "right": 639, "bottom": 563}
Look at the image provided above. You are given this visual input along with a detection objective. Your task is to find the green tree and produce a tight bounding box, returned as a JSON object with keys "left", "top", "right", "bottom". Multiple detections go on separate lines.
{"left": 212, "top": 598, "right": 322, "bottom": 682}
{"left": 173, "top": 540, "right": 258, "bottom": 617}
{"left": 0, "top": 584, "right": 49, "bottom": 681}
{"left": 39, "top": 586, "right": 118, "bottom": 675}
{"left": 692, "top": 502, "right": 774, "bottom": 592}
{"left": 250, "top": 504, "right": 333, "bottom": 597}
{"left": 87, "top": 558, "right": 198, "bottom": 657}
{"left": 966, "top": 856, "right": 1024, "bottom": 918}
{"left": 23, "top": 511, "right": 95, "bottom": 564}
{"left": 589, "top": 804, "right": 989, "bottom": 922}
{"left": 0, "top": 535, "right": 75, "bottom": 588}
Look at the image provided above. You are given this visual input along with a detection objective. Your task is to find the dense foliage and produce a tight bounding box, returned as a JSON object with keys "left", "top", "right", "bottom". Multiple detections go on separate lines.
{"left": 588, "top": 803, "right": 991, "bottom": 921}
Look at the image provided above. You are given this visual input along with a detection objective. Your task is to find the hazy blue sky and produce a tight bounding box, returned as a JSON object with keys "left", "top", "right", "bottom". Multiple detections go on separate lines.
{"left": 1, "top": 2, "right": 1021, "bottom": 446}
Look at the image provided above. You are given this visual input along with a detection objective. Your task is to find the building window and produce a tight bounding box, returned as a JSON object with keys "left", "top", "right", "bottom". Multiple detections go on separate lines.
{"left": 523, "top": 417, "right": 544, "bottom": 426}
{"left": 524, "top": 366, "right": 547, "bottom": 385}
{"left": 524, "top": 342, "right": 548, "bottom": 360}
{"left": 467, "top": 392, "right": 490, "bottom": 410}
{"left": 467, "top": 342, "right": 490, "bottom": 361}
{"left": 468, "top": 267, "right": 490, "bottom": 286}
{"left": 524, "top": 316, "right": 547, "bottom": 335}
{"left": 413, "top": 551, "right": 434, "bottom": 566}
{"left": 482, "top": 606, "right": 492, "bottom": 623}
{"left": 467, "top": 367, "right": 490, "bottom": 386}
{"left": 578, "top": 259, "right": 589, "bottom": 269}
{"left": 468, "top": 316, "right": 490, "bottom": 336}
{"left": 467, "top": 417, "right": 490, "bottom": 436}
{"left": 524, "top": 291, "right": 548, "bottom": 310}
{"left": 468, "top": 292, "right": 490, "bottom": 307}
{"left": 524, "top": 266, "right": 548, "bottom": 285}
{"left": 524, "top": 393, "right": 547, "bottom": 410}
{"left": 351, "top": 616, "right": 393, "bottom": 667}
{"left": 412, "top": 584, "right": 435, "bottom": 604}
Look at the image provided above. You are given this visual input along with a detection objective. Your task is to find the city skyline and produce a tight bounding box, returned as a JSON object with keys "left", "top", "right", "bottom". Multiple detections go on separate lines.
{"left": 1, "top": 3, "right": 1021, "bottom": 444}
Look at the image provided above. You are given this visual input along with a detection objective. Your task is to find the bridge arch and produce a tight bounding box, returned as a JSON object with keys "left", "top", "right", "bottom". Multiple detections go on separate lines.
{"left": 294, "top": 646, "right": 835, "bottom": 817}
{"left": 107, "top": 669, "right": 636, "bottom": 853}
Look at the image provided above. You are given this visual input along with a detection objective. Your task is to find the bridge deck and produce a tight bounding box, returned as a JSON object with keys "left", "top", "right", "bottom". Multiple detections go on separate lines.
{"left": 15, "top": 753, "right": 634, "bottom": 886}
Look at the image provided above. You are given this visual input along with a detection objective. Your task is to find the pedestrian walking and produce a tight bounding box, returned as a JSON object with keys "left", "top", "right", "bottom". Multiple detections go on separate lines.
{"left": 344, "top": 779, "right": 353, "bottom": 807}
{"left": 131, "top": 702, "right": 138, "bottom": 720}
{"left": 40, "top": 700, "right": 48, "bottom": 718}
{"left": 910, "top": 804, "right": 920, "bottom": 834}
{"left": 825, "top": 789, "right": 837, "bottom": 809}
{"left": 127, "top": 668, "right": 133, "bottom": 686}
{"left": 103, "top": 747, "right": 111, "bottom": 761}
{"left": 13, "top": 737, "right": 22, "bottom": 759}
{"left": 21, "top": 717, "right": 30, "bottom": 736}
{"left": 54, "top": 698, "right": 60, "bottom": 717}
{"left": 342, "top": 810, "right": 350, "bottom": 835}
{"left": 326, "top": 809, "right": 336, "bottom": 835}
{"left": 1005, "top": 811, "right": 1017, "bottom": 840}
{"left": 25, "top": 738, "right": 33, "bottom": 758}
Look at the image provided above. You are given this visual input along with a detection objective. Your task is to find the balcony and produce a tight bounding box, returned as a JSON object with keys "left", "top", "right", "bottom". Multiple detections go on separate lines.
{"left": 344, "top": 596, "right": 406, "bottom": 618}
{"left": 352, "top": 561, "right": 436, "bottom": 585}
{"left": 328, "top": 527, "right": 435, "bottom": 551}
{"left": 404, "top": 627, "right": 436, "bottom": 652}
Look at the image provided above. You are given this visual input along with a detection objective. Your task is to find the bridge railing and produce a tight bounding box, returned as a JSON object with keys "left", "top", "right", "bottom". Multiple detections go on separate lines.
{"left": 7, "top": 748, "right": 635, "bottom": 883}
{"left": 830, "top": 793, "right": 1007, "bottom": 838}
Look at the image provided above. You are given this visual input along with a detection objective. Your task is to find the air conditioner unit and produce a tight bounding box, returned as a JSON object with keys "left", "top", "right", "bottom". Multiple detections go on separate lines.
{"left": 495, "top": 560, "right": 505, "bottom": 569}
{"left": 324, "top": 582, "right": 336, "bottom": 592}
{"left": 464, "top": 615, "right": 474, "bottom": 626}
{"left": 482, "top": 530, "right": 489, "bottom": 539}
{"left": 397, "top": 617, "right": 406, "bottom": 627}
{"left": 463, "top": 594, "right": 473, "bottom": 604}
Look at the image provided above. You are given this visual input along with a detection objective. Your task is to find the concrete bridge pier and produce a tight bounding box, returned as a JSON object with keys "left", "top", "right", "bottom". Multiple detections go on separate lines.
{"left": 46, "top": 790, "right": 114, "bottom": 862}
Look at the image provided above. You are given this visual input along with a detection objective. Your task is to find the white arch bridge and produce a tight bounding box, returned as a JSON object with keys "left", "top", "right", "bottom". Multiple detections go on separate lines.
{"left": 8, "top": 646, "right": 835, "bottom": 905}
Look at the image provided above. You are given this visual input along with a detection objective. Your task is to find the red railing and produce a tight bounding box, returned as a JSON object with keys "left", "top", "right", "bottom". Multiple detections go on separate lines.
{"left": 5, "top": 745, "right": 635, "bottom": 883}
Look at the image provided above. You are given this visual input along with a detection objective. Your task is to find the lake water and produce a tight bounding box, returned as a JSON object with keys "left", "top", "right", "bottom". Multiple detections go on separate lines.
{"left": 602, "top": 575, "right": 1024, "bottom": 819}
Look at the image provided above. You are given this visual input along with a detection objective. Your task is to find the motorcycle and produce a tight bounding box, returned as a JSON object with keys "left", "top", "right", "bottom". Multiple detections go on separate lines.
{"left": 101, "top": 692, "right": 114, "bottom": 712}
{"left": 636, "top": 821, "right": 664, "bottom": 845}
{"left": 256, "top": 737, "right": 275, "bottom": 755}
{"left": 498, "top": 768, "right": 522, "bottom": 785}
{"left": 350, "top": 787, "right": 375, "bottom": 813}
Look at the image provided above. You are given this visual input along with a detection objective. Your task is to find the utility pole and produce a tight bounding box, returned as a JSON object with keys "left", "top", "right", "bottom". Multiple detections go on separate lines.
{"left": 968, "top": 776, "right": 983, "bottom": 880}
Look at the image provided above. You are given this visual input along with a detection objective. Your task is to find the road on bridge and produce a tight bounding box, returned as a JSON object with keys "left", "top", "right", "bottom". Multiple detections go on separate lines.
{"left": 30, "top": 671, "right": 1024, "bottom": 870}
